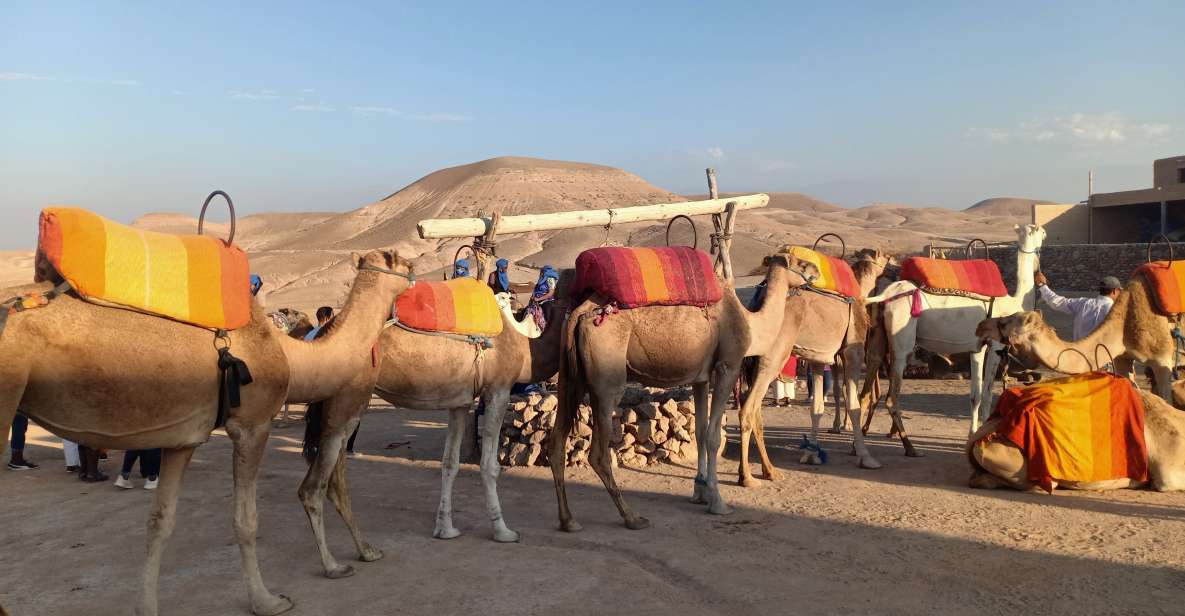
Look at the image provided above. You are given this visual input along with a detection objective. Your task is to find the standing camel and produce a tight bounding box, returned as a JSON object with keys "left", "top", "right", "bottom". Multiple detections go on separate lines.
{"left": 0, "top": 249, "right": 412, "bottom": 616}
{"left": 862, "top": 224, "right": 1045, "bottom": 440}
{"left": 735, "top": 248, "right": 888, "bottom": 485}
{"left": 551, "top": 252, "right": 819, "bottom": 530}
{"left": 299, "top": 274, "right": 569, "bottom": 568}
{"left": 974, "top": 276, "right": 1176, "bottom": 400}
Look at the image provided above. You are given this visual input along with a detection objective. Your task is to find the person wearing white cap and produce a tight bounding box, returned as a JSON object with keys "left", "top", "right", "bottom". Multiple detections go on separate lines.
{"left": 1034, "top": 271, "right": 1122, "bottom": 341}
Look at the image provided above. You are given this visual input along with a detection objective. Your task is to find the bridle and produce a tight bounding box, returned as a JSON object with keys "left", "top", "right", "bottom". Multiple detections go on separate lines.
{"left": 359, "top": 263, "right": 417, "bottom": 285}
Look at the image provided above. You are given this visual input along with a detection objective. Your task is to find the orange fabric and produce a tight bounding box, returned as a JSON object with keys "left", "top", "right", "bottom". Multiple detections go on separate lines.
{"left": 394, "top": 277, "right": 502, "bottom": 337}
{"left": 784, "top": 247, "right": 860, "bottom": 298}
{"left": 571, "top": 246, "right": 722, "bottom": 308}
{"left": 984, "top": 372, "right": 1148, "bottom": 493}
{"left": 1134, "top": 260, "right": 1185, "bottom": 314}
{"left": 36, "top": 207, "right": 252, "bottom": 330}
{"left": 900, "top": 257, "right": 1008, "bottom": 297}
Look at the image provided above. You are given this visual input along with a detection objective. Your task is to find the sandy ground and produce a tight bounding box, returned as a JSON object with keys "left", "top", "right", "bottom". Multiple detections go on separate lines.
{"left": 3, "top": 378, "right": 1184, "bottom": 616}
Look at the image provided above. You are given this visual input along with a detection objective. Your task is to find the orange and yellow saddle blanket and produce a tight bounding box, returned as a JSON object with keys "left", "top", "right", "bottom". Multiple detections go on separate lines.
{"left": 900, "top": 257, "right": 1007, "bottom": 297}
{"left": 1134, "top": 261, "right": 1185, "bottom": 314}
{"left": 783, "top": 246, "right": 860, "bottom": 298}
{"left": 393, "top": 277, "right": 503, "bottom": 337}
{"left": 36, "top": 207, "right": 252, "bottom": 330}
{"left": 571, "top": 246, "right": 722, "bottom": 308}
{"left": 982, "top": 372, "right": 1148, "bottom": 493}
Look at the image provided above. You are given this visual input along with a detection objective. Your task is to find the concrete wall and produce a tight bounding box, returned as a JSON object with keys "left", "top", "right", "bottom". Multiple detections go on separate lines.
{"left": 986, "top": 241, "right": 1185, "bottom": 293}
{"left": 1154, "top": 155, "right": 1185, "bottom": 188}
{"left": 1033, "top": 203, "right": 1088, "bottom": 245}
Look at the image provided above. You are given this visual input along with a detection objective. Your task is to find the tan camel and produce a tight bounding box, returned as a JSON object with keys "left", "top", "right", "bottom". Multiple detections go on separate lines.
{"left": 0, "top": 249, "right": 412, "bottom": 616}
{"left": 550, "top": 252, "right": 819, "bottom": 530}
{"left": 298, "top": 275, "right": 569, "bottom": 565}
{"left": 975, "top": 276, "right": 1176, "bottom": 401}
{"left": 735, "top": 248, "right": 889, "bottom": 485}
{"left": 967, "top": 389, "right": 1185, "bottom": 492}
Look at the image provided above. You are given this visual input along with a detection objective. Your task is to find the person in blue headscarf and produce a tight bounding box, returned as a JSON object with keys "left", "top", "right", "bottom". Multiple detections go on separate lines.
{"left": 525, "top": 264, "right": 560, "bottom": 330}
{"left": 453, "top": 258, "right": 471, "bottom": 279}
{"left": 249, "top": 274, "right": 263, "bottom": 296}
{"left": 488, "top": 258, "right": 511, "bottom": 294}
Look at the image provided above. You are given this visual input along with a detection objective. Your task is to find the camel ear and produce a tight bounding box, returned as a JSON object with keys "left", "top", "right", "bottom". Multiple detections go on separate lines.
{"left": 383, "top": 250, "right": 397, "bottom": 269}
{"left": 1013, "top": 224, "right": 1020, "bottom": 231}
{"left": 352, "top": 252, "right": 363, "bottom": 269}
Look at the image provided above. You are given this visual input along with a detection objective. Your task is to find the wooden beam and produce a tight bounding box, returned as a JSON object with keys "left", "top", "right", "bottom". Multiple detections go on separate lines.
{"left": 417, "top": 194, "right": 769, "bottom": 239}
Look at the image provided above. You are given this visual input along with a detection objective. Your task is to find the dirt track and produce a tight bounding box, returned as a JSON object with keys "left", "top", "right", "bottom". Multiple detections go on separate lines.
{"left": 3, "top": 379, "right": 1185, "bottom": 615}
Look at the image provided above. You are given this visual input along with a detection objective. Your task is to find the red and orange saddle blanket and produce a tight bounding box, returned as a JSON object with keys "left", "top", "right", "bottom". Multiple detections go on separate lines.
{"left": 1134, "top": 260, "right": 1185, "bottom": 315}
{"left": 782, "top": 246, "right": 860, "bottom": 299}
{"left": 392, "top": 277, "right": 503, "bottom": 338}
{"left": 571, "top": 246, "right": 722, "bottom": 309}
{"left": 900, "top": 257, "right": 1007, "bottom": 298}
{"left": 980, "top": 372, "right": 1148, "bottom": 493}
{"left": 36, "top": 207, "right": 252, "bottom": 330}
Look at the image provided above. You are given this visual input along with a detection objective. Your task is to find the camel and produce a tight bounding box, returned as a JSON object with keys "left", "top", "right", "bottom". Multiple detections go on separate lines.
{"left": 550, "top": 252, "right": 820, "bottom": 531}
{"left": 0, "top": 249, "right": 412, "bottom": 616}
{"left": 735, "top": 248, "right": 889, "bottom": 485}
{"left": 967, "top": 389, "right": 1185, "bottom": 492}
{"left": 974, "top": 276, "right": 1176, "bottom": 401}
{"left": 862, "top": 224, "right": 1045, "bottom": 444}
{"left": 298, "top": 273, "right": 570, "bottom": 568}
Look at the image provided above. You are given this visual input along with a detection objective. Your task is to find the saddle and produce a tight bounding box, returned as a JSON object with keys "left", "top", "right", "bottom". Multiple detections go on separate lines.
{"left": 570, "top": 246, "right": 721, "bottom": 309}
{"left": 782, "top": 246, "right": 859, "bottom": 299}
{"left": 36, "top": 207, "right": 252, "bottom": 330}
{"left": 900, "top": 256, "right": 1007, "bottom": 298}
{"left": 981, "top": 372, "right": 1148, "bottom": 493}
{"left": 393, "top": 277, "right": 503, "bottom": 337}
{"left": 1134, "top": 261, "right": 1185, "bottom": 315}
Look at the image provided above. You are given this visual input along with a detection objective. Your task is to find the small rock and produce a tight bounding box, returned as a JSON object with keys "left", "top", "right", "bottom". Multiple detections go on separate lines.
{"left": 653, "top": 448, "right": 671, "bottom": 461}
{"left": 540, "top": 410, "right": 556, "bottom": 429}
{"left": 639, "top": 402, "right": 660, "bottom": 420}
{"left": 522, "top": 408, "right": 538, "bottom": 424}
{"left": 509, "top": 443, "right": 528, "bottom": 466}
{"left": 539, "top": 394, "right": 559, "bottom": 412}
{"left": 617, "top": 433, "right": 636, "bottom": 451}
{"left": 662, "top": 399, "right": 679, "bottom": 418}
{"left": 526, "top": 444, "right": 542, "bottom": 466}
{"left": 651, "top": 430, "right": 668, "bottom": 446}
{"left": 529, "top": 430, "right": 547, "bottom": 445}
{"left": 624, "top": 409, "right": 638, "bottom": 424}
{"left": 677, "top": 400, "right": 694, "bottom": 415}
{"left": 573, "top": 438, "right": 590, "bottom": 451}
{"left": 656, "top": 416, "right": 670, "bottom": 434}
{"left": 576, "top": 422, "right": 593, "bottom": 438}
{"left": 636, "top": 419, "right": 654, "bottom": 443}
{"left": 512, "top": 400, "right": 528, "bottom": 412}
{"left": 675, "top": 428, "right": 692, "bottom": 442}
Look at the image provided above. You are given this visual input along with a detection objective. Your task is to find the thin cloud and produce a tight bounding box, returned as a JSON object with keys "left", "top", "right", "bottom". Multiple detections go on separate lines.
{"left": 299, "top": 88, "right": 316, "bottom": 94}
{"left": 411, "top": 112, "right": 474, "bottom": 123}
{"left": 229, "top": 89, "right": 278, "bottom": 100}
{"left": 170, "top": 89, "right": 190, "bottom": 96}
{"left": 759, "top": 159, "right": 798, "bottom": 172}
{"left": 706, "top": 146, "right": 725, "bottom": 160}
{"left": 291, "top": 103, "right": 335, "bottom": 112}
{"left": 80, "top": 78, "right": 141, "bottom": 87}
{"left": 0, "top": 72, "right": 53, "bottom": 81}
{"left": 972, "top": 113, "right": 1175, "bottom": 146}
{"left": 351, "top": 105, "right": 401, "bottom": 116}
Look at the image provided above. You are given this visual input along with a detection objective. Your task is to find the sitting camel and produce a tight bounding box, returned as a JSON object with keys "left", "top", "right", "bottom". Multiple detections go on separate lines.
{"left": 551, "top": 252, "right": 819, "bottom": 530}
{"left": 735, "top": 247, "right": 888, "bottom": 485}
{"left": 0, "top": 249, "right": 412, "bottom": 616}
{"left": 299, "top": 272, "right": 569, "bottom": 570}
{"left": 967, "top": 388, "right": 1185, "bottom": 492}
{"left": 975, "top": 275, "right": 1176, "bottom": 402}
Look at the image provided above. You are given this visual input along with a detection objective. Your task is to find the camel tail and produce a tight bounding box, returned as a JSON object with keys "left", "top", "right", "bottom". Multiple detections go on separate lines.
{"left": 557, "top": 311, "right": 585, "bottom": 439}
{"left": 302, "top": 401, "right": 325, "bottom": 464}
{"left": 737, "top": 356, "right": 758, "bottom": 407}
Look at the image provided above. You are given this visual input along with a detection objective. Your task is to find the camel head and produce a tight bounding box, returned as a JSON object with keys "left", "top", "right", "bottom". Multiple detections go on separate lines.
{"left": 351, "top": 249, "right": 416, "bottom": 299}
{"left": 1013, "top": 223, "right": 1046, "bottom": 255}
{"left": 764, "top": 251, "right": 821, "bottom": 288}
{"left": 854, "top": 247, "right": 891, "bottom": 271}
{"left": 976, "top": 310, "right": 1048, "bottom": 361}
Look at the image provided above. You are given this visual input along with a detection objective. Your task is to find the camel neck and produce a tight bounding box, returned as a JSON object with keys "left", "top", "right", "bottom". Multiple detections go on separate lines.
{"left": 742, "top": 267, "right": 794, "bottom": 356}
{"left": 1027, "top": 291, "right": 1128, "bottom": 374}
{"left": 522, "top": 301, "right": 567, "bottom": 383}
{"left": 1013, "top": 242, "right": 1039, "bottom": 310}
{"left": 853, "top": 260, "right": 886, "bottom": 297}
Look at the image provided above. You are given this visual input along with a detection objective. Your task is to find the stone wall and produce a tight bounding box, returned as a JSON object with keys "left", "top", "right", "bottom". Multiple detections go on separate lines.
{"left": 986, "top": 242, "right": 1185, "bottom": 293}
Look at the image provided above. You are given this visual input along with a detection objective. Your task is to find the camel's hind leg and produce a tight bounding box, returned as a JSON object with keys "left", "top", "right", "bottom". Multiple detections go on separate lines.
{"left": 138, "top": 446, "right": 195, "bottom": 616}
{"left": 478, "top": 388, "right": 519, "bottom": 542}
{"left": 326, "top": 449, "right": 383, "bottom": 562}
{"left": 829, "top": 356, "right": 850, "bottom": 433}
{"left": 433, "top": 407, "right": 469, "bottom": 540}
{"left": 691, "top": 381, "right": 712, "bottom": 503}
{"left": 225, "top": 419, "right": 293, "bottom": 616}
{"left": 883, "top": 351, "right": 922, "bottom": 457}
{"left": 550, "top": 374, "right": 583, "bottom": 533}
{"left": 0, "top": 373, "right": 27, "bottom": 464}
{"left": 704, "top": 364, "right": 738, "bottom": 515}
{"left": 840, "top": 346, "right": 881, "bottom": 469}
{"left": 737, "top": 359, "right": 782, "bottom": 487}
{"left": 587, "top": 388, "right": 650, "bottom": 530}
{"left": 750, "top": 393, "right": 782, "bottom": 482}
{"left": 800, "top": 365, "right": 828, "bottom": 465}
{"left": 298, "top": 400, "right": 360, "bottom": 579}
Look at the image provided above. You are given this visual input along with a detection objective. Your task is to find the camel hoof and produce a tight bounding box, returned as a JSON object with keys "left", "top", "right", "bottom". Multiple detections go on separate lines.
{"left": 737, "top": 474, "right": 756, "bottom": 488}
{"left": 689, "top": 486, "right": 708, "bottom": 504}
{"left": 324, "top": 564, "right": 356, "bottom": 580}
{"left": 858, "top": 456, "right": 883, "bottom": 470}
{"left": 433, "top": 526, "right": 462, "bottom": 540}
{"left": 905, "top": 448, "right": 926, "bottom": 458}
{"left": 708, "top": 502, "right": 734, "bottom": 516}
{"left": 358, "top": 546, "right": 384, "bottom": 562}
{"left": 762, "top": 469, "right": 783, "bottom": 482}
{"left": 624, "top": 516, "right": 651, "bottom": 530}
{"left": 493, "top": 528, "right": 521, "bottom": 543}
{"left": 252, "top": 594, "right": 294, "bottom": 616}
{"left": 559, "top": 519, "right": 584, "bottom": 533}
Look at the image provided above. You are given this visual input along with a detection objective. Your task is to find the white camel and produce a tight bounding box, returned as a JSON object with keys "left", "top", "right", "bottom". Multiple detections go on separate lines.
{"left": 863, "top": 224, "right": 1045, "bottom": 436}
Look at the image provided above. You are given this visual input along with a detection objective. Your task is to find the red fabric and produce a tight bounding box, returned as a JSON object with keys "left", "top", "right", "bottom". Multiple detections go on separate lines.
{"left": 571, "top": 246, "right": 722, "bottom": 309}
{"left": 1134, "top": 261, "right": 1185, "bottom": 314}
{"left": 780, "top": 355, "right": 797, "bottom": 379}
{"left": 900, "top": 257, "right": 1008, "bottom": 297}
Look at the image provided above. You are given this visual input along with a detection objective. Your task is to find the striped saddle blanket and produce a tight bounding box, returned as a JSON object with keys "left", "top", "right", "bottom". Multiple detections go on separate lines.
{"left": 783, "top": 246, "right": 860, "bottom": 298}
{"left": 393, "top": 277, "right": 503, "bottom": 337}
{"left": 900, "top": 257, "right": 1007, "bottom": 298}
{"left": 1134, "top": 261, "right": 1184, "bottom": 314}
{"left": 571, "top": 246, "right": 722, "bottom": 309}
{"left": 36, "top": 207, "right": 252, "bottom": 330}
{"left": 982, "top": 372, "right": 1148, "bottom": 493}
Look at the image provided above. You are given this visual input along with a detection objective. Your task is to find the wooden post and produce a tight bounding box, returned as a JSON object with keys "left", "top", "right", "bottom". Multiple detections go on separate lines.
{"left": 718, "top": 201, "right": 737, "bottom": 282}
{"left": 706, "top": 168, "right": 718, "bottom": 200}
{"left": 473, "top": 211, "right": 501, "bottom": 281}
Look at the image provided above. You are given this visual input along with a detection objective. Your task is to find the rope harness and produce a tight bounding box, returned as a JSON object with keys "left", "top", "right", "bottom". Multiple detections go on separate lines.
{"left": 0, "top": 280, "right": 72, "bottom": 338}
{"left": 214, "top": 329, "right": 253, "bottom": 429}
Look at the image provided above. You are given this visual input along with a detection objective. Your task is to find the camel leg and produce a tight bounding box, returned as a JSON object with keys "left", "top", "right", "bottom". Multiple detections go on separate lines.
{"left": 137, "top": 446, "right": 195, "bottom": 616}
{"left": 478, "top": 388, "right": 519, "bottom": 542}
{"left": 0, "top": 374, "right": 27, "bottom": 464}
{"left": 842, "top": 348, "right": 881, "bottom": 469}
{"left": 751, "top": 392, "right": 782, "bottom": 482}
{"left": 690, "top": 381, "right": 711, "bottom": 504}
{"left": 737, "top": 359, "right": 781, "bottom": 487}
{"left": 587, "top": 388, "right": 649, "bottom": 529}
{"left": 326, "top": 449, "right": 383, "bottom": 563}
{"left": 704, "top": 365, "right": 737, "bottom": 515}
{"left": 883, "top": 351, "right": 922, "bottom": 457}
{"left": 1151, "top": 362, "right": 1174, "bottom": 402}
{"left": 225, "top": 420, "right": 293, "bottom": 616}
{"left": 829, "top": 357, "right": 849, "bottom": 433}
{"left": 551, "top": 369, "right": 584, "bottom": 533}
{"left": 858, "top": 350, "right": 883, "bottom": 436}
{"left": 968, "top": 437, "right": 1032, "bottom": 490}
{"left": 969, "top": 345, "right": 1000, "bottom": 433}
{"left": 433, "top": 407, "right": 469, "bottom": 540}
{"left": 800, "top": 366, "right": 827, "bottom": 465}
{"left": 297, "top": 406, "right": 357, "bottom": 578}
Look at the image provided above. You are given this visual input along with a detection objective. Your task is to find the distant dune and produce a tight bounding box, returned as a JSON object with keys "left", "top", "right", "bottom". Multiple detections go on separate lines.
{"left": 0, "top": 157, "right": 1041, "bottom": 314}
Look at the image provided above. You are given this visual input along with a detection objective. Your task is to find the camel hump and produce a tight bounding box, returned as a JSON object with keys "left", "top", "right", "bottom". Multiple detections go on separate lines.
{"left": 393, "top": 277, "right": 503, "bottom": 337}
{"left": 571, "top": 246, "right": 721, "bottom": 309}
{"left": 36, "top": 207, "right": 252, "bottom": 330}
{"left": 900, "top": 256, "right": 1007, "bottom": 298}
{"left": 1134, "top": 261, "right": 1185, "bottom": 315}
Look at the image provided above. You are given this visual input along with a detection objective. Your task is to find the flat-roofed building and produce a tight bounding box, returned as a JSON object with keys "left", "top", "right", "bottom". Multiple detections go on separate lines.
{"left": 1088, "top": 155, "right": 1185, "bottom": 243}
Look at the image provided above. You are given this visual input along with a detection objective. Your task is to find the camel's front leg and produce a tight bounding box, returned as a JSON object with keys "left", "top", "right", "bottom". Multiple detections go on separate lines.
{"left": 434, "top": 407, "right": 469, "bottom": 540}
{"left": 137, "top": 446, "right": 195, "bottom": 616}
{"left": 841, "top": 347, "right": 881, "bottom": 469}
{"left": 800, "top": 365, "right": 827, "bottom": 465}
{"left": 297, "top": 404, "right": 357, "bottom": 579}
{"left": 690, "top": 381, "right": 711, "bottom": 504}
{"left": 737, "top": 360, "right": 781, "bottom": 487}
{"left": 704, "top": 364, "right": 737, "bottom": 515}
{"left": 325, "top": 399, "right": 383, "bottom": 563}
{"left": 829, "top": 356, "right": 850, "bottom": 433}
{"left": 551, "top": 373, "right": 583, "bottom": 533}
{"left": 586, "top": 388, "right": 649, "bottom": 529}
{"left": 969, "top": 345, "right": 1001, "bottom": 433}
{"left": 883, "top": 350, "right": 921, "bottom": 457}
{"left": 478, "top": 388, "right": 519, "bottom": 542}
{"left": 225, "top": 421, "right": 293, "bottom": 616}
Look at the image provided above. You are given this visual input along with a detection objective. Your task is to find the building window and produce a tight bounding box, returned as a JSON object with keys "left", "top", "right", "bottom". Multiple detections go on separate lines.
{"left": 1179, "top": 167, "right": 1185, "bottom": 184}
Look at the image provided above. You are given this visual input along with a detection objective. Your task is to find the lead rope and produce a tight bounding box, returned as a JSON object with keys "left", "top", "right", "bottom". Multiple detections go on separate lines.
{"left": 214, "top": 329, "right": 253, "bottom": 430}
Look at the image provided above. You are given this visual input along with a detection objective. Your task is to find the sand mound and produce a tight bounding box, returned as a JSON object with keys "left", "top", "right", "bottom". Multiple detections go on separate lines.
{"left": 965, "top": 197, "right": 1054, "bottom": 218}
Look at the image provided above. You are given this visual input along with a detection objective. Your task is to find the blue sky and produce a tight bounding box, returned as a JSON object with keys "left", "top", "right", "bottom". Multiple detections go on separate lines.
{"left": 2, "top": 1, "right": 1182, "bottom": 249}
